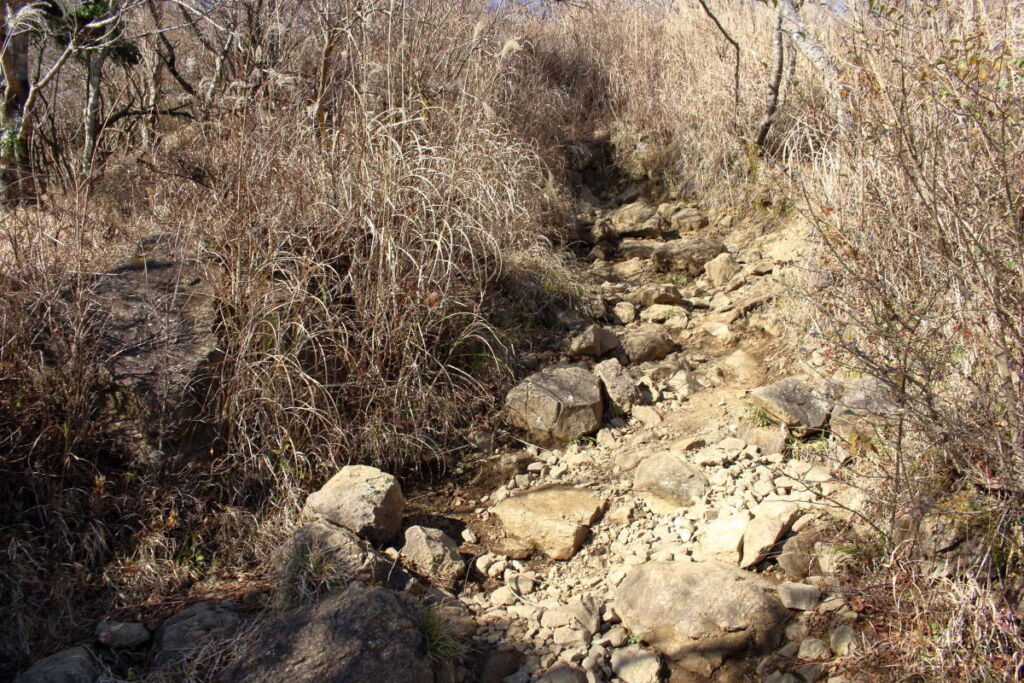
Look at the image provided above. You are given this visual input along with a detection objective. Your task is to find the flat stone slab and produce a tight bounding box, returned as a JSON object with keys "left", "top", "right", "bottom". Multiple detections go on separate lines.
{"left": 491, "top": 486, "right": 606, "bottom": 560}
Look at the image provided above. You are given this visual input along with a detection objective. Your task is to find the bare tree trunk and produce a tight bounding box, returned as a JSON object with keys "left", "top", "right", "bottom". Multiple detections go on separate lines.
{"left": 777, "top": 0, "right": 851, "bottom": 131}
{"left": 0, "top": 25, "right": 30, "bottom": 200}
{"left": 82, "top": 51, "right": 107, "bottom": 175}
{"left": 754, "top": 0, "right": 786, "bottom": 152}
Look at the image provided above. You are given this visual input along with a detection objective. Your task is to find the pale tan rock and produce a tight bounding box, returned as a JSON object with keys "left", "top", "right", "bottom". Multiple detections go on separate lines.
{"left": 491, "top": 486, "right": 606, "bottom": 560}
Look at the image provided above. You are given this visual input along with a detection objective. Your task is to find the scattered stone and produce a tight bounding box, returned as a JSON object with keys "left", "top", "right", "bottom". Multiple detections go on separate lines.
{"left": 95, "top": 621, "right": 150, "bottom": 649}
{"left": 705, "top": 252, "right": 741, "bottom": 287}
{"left": 653, "top": 237, "right": 727, "bottom": 275}
{"left": 304, "top": 465, "right": 405, "bottom": 545}
{"left": 401, "top": 526, "right": 464, "bottom": 590}
{"left": 621, "top": 325, "right": 676, "bottom": 364}
{"left": 830, "top": 624, "right": 856, "bottom": 656}
{"left": 798, "top": 637, "right": 832, "bottom": 661}
{"left": 640, "top": 304, "right": 689, "bottom": 324}
{"left": 777, "top": 582, "right": 822, "bottom": 611}
{"left": 154, "top": 602, "right": 240, "bottom": 668}
{"left": 777, "top": 530, "right": 824, "bottom": 579}
{"left": 831, "top": 378, "right": 897, "bottom": 444}
{"left": 610, "top": 645, "right": 662, "bottom": 683}
{"left": 697, "top": 515, "right": 749, "bottom": 564}
{"left": 615, "top": 562, "right": 788, "bottom": 662}
{"left": 567, "top": 325, "right": 621, "bottom": 359}
{"left": 13, "top": 647, "right": 98, "bottom": 683}
{"left": 505, "top": 366, "right": 604, "bottom": 446}
{"left": 594, "top": 358, "right": 641, "bottom": 413}
{"left": 274, "top": 520, "right": 390, "bottom": 587}
{"left": 491, "top": 486, "right": 606, "bottom": 560}
{"left": 740, "top": 517, "right": 789, "bottom": 568}
{"left": 748, "top": 378, "right": 831, "bottom": 433}
{"left": 633, "top": 453, "right": 707, "bottom": 508}
{"left": 632, "top": 405, "right": 663, "bottom": 426}
{"left": 613, "top": 301, "right": 638, "bottom": 324}
{"left": 225, "top": 585, "right": 432, "bottom": 682}
{"left": 538, "top": 663, "right": 588, "bottom": 683}
{"left": 462, "top": 528, "right": 479, "bottom": 544}
{"left": 631, "top": 284, "right": 686, "bottom": 308}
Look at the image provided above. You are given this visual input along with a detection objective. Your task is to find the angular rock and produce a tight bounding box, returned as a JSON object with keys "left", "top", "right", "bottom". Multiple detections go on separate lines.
{"left": 539, "top": 663, "right": 588, "bottom": 683}
{"left": 226, "top": 585, "right": 432, "bottom": 682}
{"left": 304, "top": 465, "right": 405, "bottom": 545}
{"left": 612, "top": 301, "right": 637, "bottom": 324}
{"left": 798, "top": 637, "right": 832, "bottom": 661}
{"left": 777, "top": 529, "right": 824, "bottom": 579}
{"left": 610, "top": 200, "right": 660, "bottom": 237}
{"left": 491, "top": 486, "right": 606, "bottom": 560}
{"left": 618, "top": 238, "right": 662, "bottom": 259}
{"left": 95, "top": 621, "right": 150, "bottom": 648}
{"left": 630, "top": 284, "right": 686, "bottom": 308}
{"left": 830, "top": 378, "right": 897, "bottom": 444}
{"left": 740, "top": 517, "right": 789, "bottom": 568}
{"left": 621, "top": 325, "right": 676, "bottom": 364}
{"left": 505, "top": 366, "right": 604, "bottom": 446}
{"left": 633, "top": 453, "right": 707, "bottom": 508}
{"left": 661, "top": 204, "right": 709, "bottom": 232}
{"left": 610, "top": 645, "right": 662, "bottom": 683}
{"left": 594, "top": 358, "right": 641, "bottom": 413}
{"left": 615, "top": 562, "right": 788, "bottom": 661}
{"left": 401, "top": 525, "right": 464, "bottom": 590}
{"left": 697, "top": 515, "right": 749, "bottom": 564}
{"left": 14, "top": 647, "right": 98, "bottom": 683}
{"left": 705, "top": 252, "right": 741, "bottom": 287}
{"left": 567, "top": 325, "right": 621, "bottom": 359}
{"left": 830, "top": 624, "right": 855, "bottom": 656}
{"left": 652, "top": 237, "right": 727, "bottom": 275}
{"left": 778, "top": 582, "right": 822, "bottom": 611}
{"left": 154, "top": 602, "right": 240, "bottom": 668}
{"left": 748, "top": 378, "right": 831, "bottom": 433}
{"left": 639, "top": 304, "right": 689, "bottom": 324}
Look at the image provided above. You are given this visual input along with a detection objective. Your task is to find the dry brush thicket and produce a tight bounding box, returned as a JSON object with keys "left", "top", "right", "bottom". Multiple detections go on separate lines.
{"left": 0, "top": 0, "right": 1022, "bottom": 679}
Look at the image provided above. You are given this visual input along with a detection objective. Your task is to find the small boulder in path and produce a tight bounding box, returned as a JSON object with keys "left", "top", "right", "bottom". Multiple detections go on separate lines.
{"left": 630, "top": 284, "right": 686, "bottom": 308}
{"left": 748, "top": 377, "right": 831, "bottom": 433}
{"left": 505, "top": 366, "right": 604, "bottom": 446}
{"left": 401, "top": 525, "right": 464, "bottom": 590}
{"left": 304, "top": 465, "right": 405, "bottom": 545}
{"left": 567, "top": 324, "right": 621, "bottom": 358}
{"left": 491, "top": 485, "right": 606, "bottom": 560}
{"left": 226, "top": 585, "right": 433, "bottom": 683}
{"left": 14, "top": 647, "right": 98, "bottom": 683}
{"left": 594, "top": 358, "right": 640, "bottom": 413}
{"left": 614, "top": 562, "right": 788, "bottom": 663}
{"left": 610, "top": 645, "right": 662, "bottom": 683}
{"left": 632, "top": 453, "right": 706, "bottom": 508}
{"left": 652, "top": 237, "right": 727, "bottom": 275}
{"left": 621, "top": 325, "right": 676, "bottom": 364}
{"left": 705, "top": 252, "right": 741, "bottom": 287}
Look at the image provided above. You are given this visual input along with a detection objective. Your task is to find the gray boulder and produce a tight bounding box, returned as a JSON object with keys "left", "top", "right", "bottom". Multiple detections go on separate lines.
{"left": 304, "top": 465, "right": 405, "bottom": 545}
{"left": 153, "top": 602, "right": 240, "bottom": 668}
{"left": 226, "top": 585, "right": 433, "bottom": 683}
{"left": 652, "top": 237, "right": 726, "bottom": 275}
{"left": 614, "top": 562, "right": 788, "bottom": 663}
{"left": 748, "top": 377, "right": 831, "bottom": 433}
{"left": 95, "top": 621, "right": 150, "bottom": 648}
{"left": 632, "top": 453, "right": 707, "bottom": 508}
{"left": 401, "top": 526, "right": 464, "bottom": 590}
{"left": 567, "top": 325, "right": 621, "bottom": 359}
{"left": 14, "top": 647, "right": 97, "bottom": 683}
{"left": 594, "top": 358, "right": 640, "bottom": 413}
{"left": 620, "top": 325, "right": 676, "bottom": 364}
{"left": 505, "top": 366, "right": 604, "bottom": 446}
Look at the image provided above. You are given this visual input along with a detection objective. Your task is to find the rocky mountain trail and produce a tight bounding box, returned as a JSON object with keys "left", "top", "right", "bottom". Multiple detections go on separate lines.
{"left": 14, "top": 194, "right": 891, "bottom": 683}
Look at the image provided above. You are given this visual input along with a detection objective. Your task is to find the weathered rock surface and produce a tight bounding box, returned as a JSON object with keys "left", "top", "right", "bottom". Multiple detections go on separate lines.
{"left": 538, "top": 663, "right": 589, "bottom": 683}
{"left": 609, "top": 200, "right": 660, "bottom": 237}
{"left": 830, "top": 378, "right": 896, "bottom": 444}
{"left": 401, "top": 525, "right": 464, "bottom": 590}
{"left": 629, "top": 284, "right": 686, "bottom": 308}
{"left": 621, "top": 325, "right": 676, "bottom": 364}
{"left": 777, "top": 529, "right": 824, "bottom": 579}
{"left": 652, "top": 237, "right": 727, "bottom": 275}
{"left": 505, "top": 366, "right": 604, "bottom": 446}
{"left": 615, "top": 562, "right": 788, "bottom": 662}
{"left": 610, "top": 645, "right": 662, "bottom": 683}
{"left": 632, "top": 453, "right": 707, "bottom": 507}
{"left": 95, "top": 621, "right": 150, "bottom": 648}
{"left": 567, "top": 325, "right": 621, "bottom": 358}
{"left": 226, "top": 585, "right": 433, "bottom": 683}
{"left": 304, "top": 465, "right": 405, "bottom": 545}
{"left": 14, "top": 647, "right": 98, "bottom": 683}
{"left": 594, "top": 358, "right": 640, "bottom": 413}
{"left": 492, "top": 486, "right": 606, "bottom": 560}
{"left": 748, "top": 377, "right": 831, "bottom": 432}
{"left": 153, "top": 602, "right": 240, "bottom": 668}
{"left": 705, "top": 252, "right": 740, "bottom": 287}
{"left": 274, "top": 520, "right": 390, "bottom": 586}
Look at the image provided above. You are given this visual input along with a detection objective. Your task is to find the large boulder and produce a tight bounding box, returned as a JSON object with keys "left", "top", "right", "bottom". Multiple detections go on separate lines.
{"left": 594, "top": 358, "right": 640, "bottom": 413}
{"left": 632, "top": 453, "right": 706, "bottom": 508}
{"left": 614, "top": 562, "right": 788, "bottom": 667}
{"left": 748, "top": 377, "right": 831, "bottom": 433}
{"left": 491, "top": 485, "right": 606, "bottom": 560}
{"left": 153, "top": 602, "right": 240, "bottom": 668}
{"left": 41, "top": 238, "right": 219, "bottom": 463}
{"left": 226, "top": 585, "right": 434, "bottom": 683}
{"left": 14, "top": 647, "right": 98, "bottom": 683}
{"left": 620, "top": 325, "right": 676, "bottom": 364}
{"left": 401, "top": 526, "right": 464, "bottom": 590}
{"left": 652, "top": 237, "right": 726, "bottom": 275}
{"left": 505, "top": 366, "right": 604, "bottom": 446}
{"left": 304, "top": 465, "right": 405, "bottom": 545}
